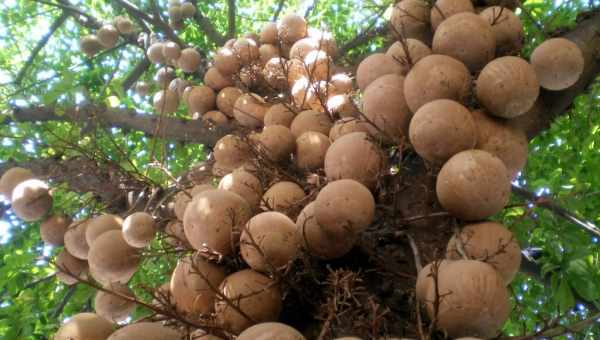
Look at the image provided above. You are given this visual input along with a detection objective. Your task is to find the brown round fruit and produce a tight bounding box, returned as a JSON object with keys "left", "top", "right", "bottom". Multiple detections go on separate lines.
{"left": 85, "top": 214, "right": 123, "bottom": 247}
{"left": 436, "top": 150, "right": 511, "bottom": 220}
{"left": 214, "top": 134, "right": 252, "bottom": 171}
{"left": 156, "top": 66, "right": 176, "bottom": 86}
{"left": 215, "top": 269, "right": 282, "bottom": 334}
{"left": 386, "top": 39, "right": 432, "bottom": 75}
{"left": 240, "top": 211, "right": 300, "bottom": 272}
{"left": 356, "top": 53, "right": 404, "bottom": 91}
{"left": 329, "top": 73, "right": 353, "bottom": 94}
{"left": 237, "top": 322, "right": 305, "bottom": 340}
{"left": 404, "top": 54, "right": 471, "bottom": 113}
{"left": 264, "top": 104, "right": 296, "bottom": 127}
{"left": 329, "top": 118, "right": 376, "bottom": 142}
{"left": 88, "top": 230, "right": 140, "bottom": 284}
{"left": 217, "top": 87, "right": 243, "bottom": 117}
{"left": 97, "top": 25, "right": 119, "bottom": 48}
{"left": 260, "top": 22, "right": 279, "bottom": 44}
{"left": 278, "top": 14, "right": 308, "bottom": 44}
{"left": 56, "top": 249, "right": 88, "bottom": 285}
{"left": 324, "top": 132, "right": 384, "bottom": 189}
{"left": 165, "top": 220, "right": 189, "bottom": 247}
{"left": 218, "top": 168, "right": 263, "bottom": 210}
{"left": 233, "top": 38, "right": 260, "bottom": 65}
{"left": 447, "top": 221, "right": 521, "bottom": 284}
{"left": 476, "top": 56, "right": 539, "bottom": 118}
{"left": 233, "top": 93, "right": 269, "bottom": 128}
{"left": 295, "top": 131, "right": 331, "bottom": 171}
{"left": 182, "top": 2, "right": 197, "bottom": 17}
{"left": 54, "top": 313, "right": 114, "bottom": 340}
{"left": 40, "top": 214, "right": 71, "bottom": 246}
{"left": 64, "top": 219, "right": 91, "bottom": 260}
{"left": 162, "top": 41, "right": 182, "bottom": 61}
{"left": 11, "top": 179, "right": 52, "bottom": 222}
{"left": 259, "top": 44, "right": 280, "bottom": 64}
{"left": 106, "top": 322, "right": 182, "bottom": 340}
{"left": 187, "top": 85, "right": 216, "bottom": 115}
{"left": 363, "top": 74, "right": 411, "bottom": 139}
{"left": 480, "top": 6, "right": 524, "bottom": 55}
{"left": 202, "top": 110, "right": 229, "bottom": 125}
{"left": 430, "top": 0, "right": 475, "bottom": 31}
{"left": 0, "top": 167, "right": 34, "bottom": 201}
{"left": 178, "top": 48, "right": 202, "bottom": 73}
{"left": 409, "top": 99, "right": 477, "bottom": 163}
{"left": 123, "top": 212, "right": 157, "bottom": 248}
{"left": 115, "top": 16, "right": 135, "bottom": 34}
{"left": 204, "top": 67, "right": 233, "bottom": 91}
{"left": 214, "top": 47, "right": 242, "bottom": 75}
{"left": 261, "top": 181, "right": 305, "bottom": 213}
{"left": 290, "top": 110, "right": 333, "bottom": 138}
{"left": 147, "top": 42, "right": 166, "bottom": 64}
{"left": 263, "top": 57, "right": 288, "bottom": 90}
{"left": 530, "top": 38, "right": 584, "bottom": 91}
{"left": 80, "top": 35, "right": 104, "bottom": 57}
{"left": 94, "top": 282, "right": 135, "bottom": 322}
{"left": 391, "top": 0, "right": 432, "bottom": 43}
{"left": 258, "top": 125, "right": 296, "bottom": 162}
{"left": 153, "top": 89, "right": 179, "bottom": 114}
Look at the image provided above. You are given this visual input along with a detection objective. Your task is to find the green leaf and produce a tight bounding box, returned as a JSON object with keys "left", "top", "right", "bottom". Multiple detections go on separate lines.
{"left": 555, "top": 277, "right": 575, "bottom": 313}
{"left": 567, "top": 258, "right": 600, "bottom": 301}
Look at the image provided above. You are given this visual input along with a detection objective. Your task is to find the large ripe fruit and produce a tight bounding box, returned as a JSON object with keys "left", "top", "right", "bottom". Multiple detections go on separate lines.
{"left": 480, "top": 6, "right": 524, "bottom": 55}
{"left": 308, "top": 28, "right": 338, "bottom": 57}
{"left": 297, "top": 202, "right": 356, "bottom": 259}
{"left": 215, "top": 269, "right": 282, "bottom": 334}
{"left": 240, "top": 212, "right": 300, "bottom": 272}
{"left": 173, "top": 185, "right": 214, "bottom": 221}
{"left": 264, "top": 104, "right": 296, "bottom": 127}
{"left": 94, "top": 283, "right": 135, "bottom": 322}
{"left": 416, "top": 260, "right": 510, "bottom": 338}
{"left": 295, "top": 131, "right": 331, "bottom": 171}
{"left": 390, "top": 0, "right": 432, "bottom": 43}
{"left": 214, "top": 134, "right": 252, "bottom": 172}
{"left": 356, "top": 53, "right": 404, "bottom": 91}
{"left": 64, "top": 219, "right": 91, "bottom": 260}
{"left": 289, "top": 37, "right": 319, "bottom": 60}
{"left": 168, "top": 77, "right": 190, "bottom": 97}
{"left": 181, "top": 2, "right": 197, "bottom": 17}
{"left": 153, "top": 89, "right": 179, "bottom": 114}
{"left": 436, "top": 150, "right": 511, "bottom": 220}
{"left": 80, "top": 35, "right": 104, "bottom": 57}
{"left": 204, "top": 67, "right": 234, "bottom": 91}
{"left": 404, "top": 54, "right": 471, "bottom": 113}
{"left": 11, "top": 179, "right": 52, "bottom": 222}
{"left": 0, "top": 167, "right": 33, "bottom": 201}
{"left": 237, "top": 322, "right": 305, "bottom": 340}
{"left": 114, "top": 16, "right": 135, "bottom": 34}
{"left": 88, "top": 230, "right": 140, "bottom": 284}
{"left": 217, "top": 87, "right": 243, "bottom": 117}
{"left": 187, "top": 85, "right": 216, "bottom": 115}
{"left": 432, "top": 13, "right": 495, "bottom": 72}
{"left": 183, "top": 189, "right": 252, "bottom": 255}
{"left": 56, "top": 249, "right": 88, "bottom": 285}
{"left": 430, "top": 0, "right": 475, "bottom": 31}
{"left": 170, "top": 253, "right": 226, "bottom": 316}
{"left": 202, "top": 110, "right": 229, "bottom": 125}
{"left": 162, "top": 41, "right": 182, "bottom": 61}
{"left": 324, "top": 132, "right": 384, "bottom": 189}
{"left": 471, "top": 110, "right": 528, "bottom": 179}
{"left": 106, "top": 322, "right": 183, "bottom": 340}
{"left": 54, "top": 313, "right": 114, "bottom": 340}
{"left": 214, "top": 47, "right": 242, "bottom": 75}
{"left": 329, "top": 118, "right": 376, "bottom": 142}
{"left": 260, "top": 22, "right": 279, "bottom": 44}
{"left": 85, "top": 214, "right": 123, "bottom": 247}
{"left": 386, "top": 39, "right": 432, "bottom": 75}
{"left": 530, "top": 38, "right": 584, "bottom": 90}
{"left": 122, "top": 212, "right": 157, "bottom": 248}
{"left": 278, "top": 14, "right": 308, "bottom": 44}
{"left": 97, "top": 25, "right": 119, "bottom": 48}
{"left": 327, "top": 94, "right": 359, "bottom": 118}
{"left": 409, "top": 99, "right": 477, "bottom": 163}
{"left": 329, "top": 73, "right": 353, "bottom": 94}
{"left": 178, "top": 48, "right": 202, "bottom": 73}
{"left": 259, "top": 125, "right": 296, "bottom": 162}
{"left": 40, "top": 214, "right": 71, "bottom": 246}
{"left": 447, "top": 221, "right": 521, "bottom": 284}
{"left": 259, "top": 44, "right": 280, "bottom": 64}
{"left": 476, "top": 56, "right": 539, "bottom": 118}
{"left": 165, "top": 220, "right": 190, "bottom": 247}
{"left": 147, "top": 42, "right": 166, "bottom": 64}
{"left": 233, "top": 38, "right": 260, "bottom": 65}
{"left": 218, "top": 168, "right": 263, "bottom": 210}
{"left": 304, "top": 50, "right": 331, "bottom": 81}
{"left": 233, "top": 93, "right": 269, "bottom": 128}
{"left": 314, "top": 179, "right": 375, "bottom": 235}
{"left": 362, "top": 74, "right": 411, "bottom": 139}
{"left": 290, "top": 110, "right": 333, "bottom": 138}
{"left": 261, "top": 181, "right": 306, "bottom": 213}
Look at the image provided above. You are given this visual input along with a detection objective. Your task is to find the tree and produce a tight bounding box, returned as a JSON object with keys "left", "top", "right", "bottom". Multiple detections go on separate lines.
{"left": 0, "top": 0, "right": 599, "bottom": 338}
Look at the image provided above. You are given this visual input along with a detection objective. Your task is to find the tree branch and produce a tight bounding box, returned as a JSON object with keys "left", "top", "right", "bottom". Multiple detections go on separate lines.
{"left": 190, "top": 0, "right": 227, "bottom": 46}
{"left": 272, "top": 0, "right": 286, "bottom": 22}
{"left": 122, "top": 57, "right": 151, "bottom": 92}
{"left": 337, "top": 25, "right": 389, "bottom": 59}
{"left": 227, "top": 0, "right": 236, "bottom": 39}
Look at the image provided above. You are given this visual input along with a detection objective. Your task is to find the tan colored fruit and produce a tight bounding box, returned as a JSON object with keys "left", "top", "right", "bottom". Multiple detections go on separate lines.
{"left": 264, "top": 104, "right": 296, "bottom": 127}
{"left": 214, "top": 134, "right": 252, "bottom": 171}
{"left": 329, "top": 118, "right": 376, "bottom": 141}
{"left": 0, "top": 167, "right": 33, "bottom": 201}
{"left": 356, "top": 53, "right": 404, "bottom": 91}
{"left": 135, "top": 81, "right": 150, "bottom": 96}
{"left": 278, "top": 14, "right": 308, "bottom": 44}
{"left": 240, "top": 211, "right": 300, "bottom": 272}
{"left": 432, "top": 13, "right": 496, "bottom": 72}
{"left": 170, "top": 253, "right": 226, "bottom": 316}
{"left": 216, "top": 87, "right": 243, "bottom": 117}
{"left": 64, "top": 220, "right": 91, "bottom": 260}
{"left": 287, "top": 59, "right": 309, "bottom": 87}
{"left": 122, "top": 212, "right": 157, "bottom": 248}
{"left": 202, "top": 110, "right": 229, "bottom": 125}
{"left": 363, "top": 74, "right": 411, "bottom": 139}
{"left": 324, "top": 132, "right": 384, "bottom": 189}
{"left": 386, "top": 39, "right": 432, "bottom": 75}
{"left": 327, "top": 94, "right": 358, "bottom": 118}
{"left": 233, "top": 93, "right": 269, "bottom": 128}
{"left": 56, "top": 249, "right": 88, "bottom": 285}
{"left": 40, "top": 214, "right": 71, "bottom": 246}
{"left": 88, "top": 230, "right": 140, "bottom": 284}
{"left": 480, "top": 6, "right": 524, "bottom": 55}
{"left": 329, "top": 73, "right": 353, "bottom": 94}
{"left": 162, "top": 41, "right": 182, "bottom": 61}
{"left": 80, "top": 35, "right": 104, "bottom": 57}
{"left": 11, "top": 179, "right": 52, "bottom": 222}
{"left": 297, "top": 201, "right": 356, "bottom": 259}
{"left": 94, "top": 283, "right": 135, "bottom": 322}
{"left": 233, "top": 38, "right": 260, "bottom": 65}
{"left": 471, "top": 110, "right": 528, "bottom": 179}
{"left": 54, "top": 313, "right": 114, "bottom": 340}
{"left": 187, "top": 85, "right": 216, "bottom": 115}
{"left": 214, "top": 47, "right": 242, "bottom": 75}
{"left": 259, "top": 44, "right": 280, "bottom": 64}
{"left": 215, "top": 269, "right": 282, "bottom": 334}
{"left": 204, "top": 67, "right": 234, "bottom": 91}
{"left": 259, "top": 125, "right": 296, "bottom": 162}
{"left": 391, "top": 0, "right": 432, "bottom": 43}
{"left": 147, "top": 42, "right": 166, "bottom": 64}
{"left": 290, "top": 110, "right": 333, "bottom": 138}
{"left": 168, "top": 78, "right": 191, "bottom": 97}
{"left": 289, "top": 37, "right": 319, "bottom": 60}
{"left": 97, "top": 25, "right": 119, "bottom": 48}
{"left": 114, "top": 16, "right": 135, "bottom": 34}
{"left": 239, "top": 63, "right": 266, "bottom": 89}
{"left": 260, "top": 22, "right": 279, "bottom": 44}
{"left": 430, "top": 0, "right": 475, "bottom": 31}
{"left": 182, "top": 2, "right": 197, "bottom": 18}
{"left": 218, "top": 168, "right": 263, "bottom": 210}
{"left": 416, "top": 260, "right": 510, "bottom": 338}
{"left": 409, "top": 99, "right": 477, "bottom": 163}
{"left": 165, "top": 220, "right": 189, "bottom": 247}
{"left": 183, "top": 189, "right": 252, "bottom": 254}
{"left": 314, "top": 179, "right": 375, "bottom": 237}
{"left": 447, "top": 221, "right": 521, "bottom": 284}
{"left": 307, "top": 28, "right": 338, "bottom": 57}
{"left": 304, "top": 50, "right": 331, "bottom": 81}
{"left": 156, "top": 67, "right": 176, "bottom": 88}
{"left": 168, "top": 4, "right": 184, "bottom": 22}
{"left": 295, "top": 131, "right": 331, "bottom": 170}
{"left": 85, "top": 214, "right": 123, "bottom": 247}
{"left": 153, "top": 89, "right": 179, "bottom": 114}
{"left": 173, "top": 185, "right": 214, "bottom": 221}
{"left": 178, "top": 48, "right": 202, "bottom": 73}
{"left": 263, "top": 57, "right": 288, "bottom": 90}
{"left": 261, "top": 181, "right": 305, "bottom": 213}
{"left": 436, "top": 150, "right": 511, "bottom": 220}
{"left": 530, "top": 38, "right": 584, "bottom": 90}
{"left": 106, "top": 322, "right": 183, "bottom": 340}
{"left": 404, "top": 54, "right": 471, "bottom": 113}
{"left": 290, "top": 78, "right": 318, "bottom": 110}
{"left": 237, "top": 322, "right": 305, "bottom": 340}
{"left": 476, "top": 56, "right": 539, "bottom": 118}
